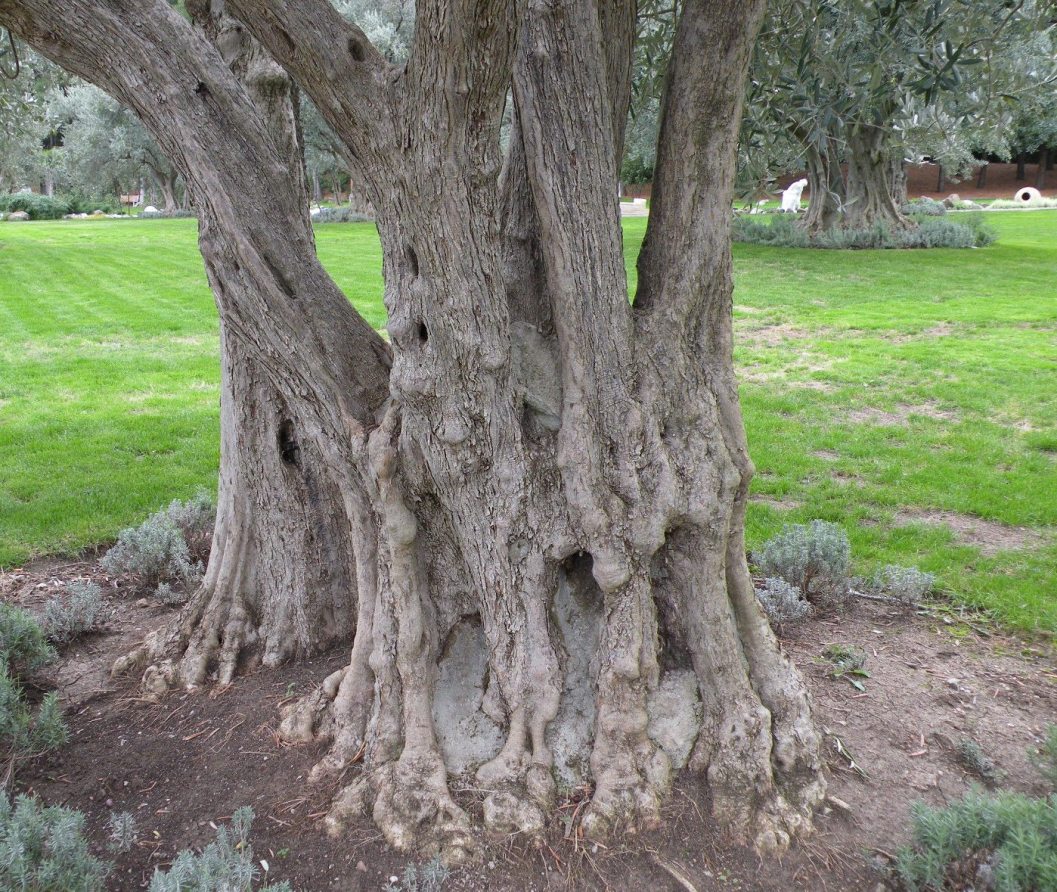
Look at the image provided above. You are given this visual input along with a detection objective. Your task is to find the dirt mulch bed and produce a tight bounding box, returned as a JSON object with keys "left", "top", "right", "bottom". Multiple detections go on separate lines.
{"left": 4, "top": 558, "right": 1056, "bottom": 891}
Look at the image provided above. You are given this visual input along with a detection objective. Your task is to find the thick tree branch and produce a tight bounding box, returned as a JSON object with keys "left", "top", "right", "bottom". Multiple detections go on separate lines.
{"left": 512, "top": 0, "right": 647, "bottom": 587}
{"left": 633, "top": 0, "right": 766, "bottom": 326}
{"left": 405, "top": 0, "right": 517, "bottom": 151}
{"left": 224, "top": 0, "right": 397, "bottom": 191}
{"left": 498, "top": 0, "right": 634, "bottom": 330}
{"left": 600, "top": 0, "right": 638, "bottom": 164}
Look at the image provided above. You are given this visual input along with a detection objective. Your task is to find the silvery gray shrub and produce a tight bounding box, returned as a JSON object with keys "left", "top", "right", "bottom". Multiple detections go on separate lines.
{"left": 755, "top": 520, "right": 851, "bottom": 604}
{"left": 148, "top": 807, "right": 291, "bottom": 892}
{"left": 100, "top": 490, "right": 215, "bottom": 600}
{"left": 870, "top": 565, "right": 935, "bottom": 606}
{"left": 106, "top": 811, "right": 137, "bottom": 854}
{"left": 0, "top": 793, "right": 110, "bottom": 891}
{"left": 42, "top": 581, "right": 108, "bottom": 644}
{"left": 755, "top": 577, "right": 812, "bottom": 629}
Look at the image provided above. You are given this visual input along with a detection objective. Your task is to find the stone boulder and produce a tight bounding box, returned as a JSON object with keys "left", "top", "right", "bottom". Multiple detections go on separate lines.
{"left": 7, "top": 211, "right": 29, "bottom": 221}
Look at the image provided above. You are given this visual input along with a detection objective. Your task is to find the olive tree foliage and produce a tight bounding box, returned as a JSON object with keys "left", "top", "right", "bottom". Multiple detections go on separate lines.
{"left": 51, "top": 84, "right": 184, "bottom": 209}
{"left": 617, "top": 0, "right": 679, "bottom": 185}
{"left": 900, "top": 25, "right": 1057, "bottom": 189}
{"left": 744, "top": 0, "right": 1051, "bottom": 231}
{"left": 0, "top": 40, "right": 64, "bottom": 192}
{"left": 2, "top": 0, "right": 825, "bottom": 867}
{"left": 1008, "top": 27, "right": 1057, "bottom": 187}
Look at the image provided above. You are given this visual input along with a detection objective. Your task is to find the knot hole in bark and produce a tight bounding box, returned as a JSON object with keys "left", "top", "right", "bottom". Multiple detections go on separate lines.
{"left": 277, "top": 418, "right": 302, "bottom": 468}
{"left": 415, "top": 321, "right": 429, "bottom": 345}
{"left": 347, "top": 37, "right": 365, "bottom": 62}
{"left": 194, "top": 81, "right": 210, "bottom": 98}
{"left": 404, "top": 243, "right": 419, "bottom": 277}
{"left": 277, "top": 28, "right": 296, "bottom": 56}
{"left": 263, "top": 252, "right": 297, "bottom": 300}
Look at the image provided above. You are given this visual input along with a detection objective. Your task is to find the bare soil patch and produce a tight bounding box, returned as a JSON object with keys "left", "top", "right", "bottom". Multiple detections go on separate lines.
{"left": 889, "top": 323, "right": 964, "bottom": 344}
{"left": 922, "top": 323, "right": 957, "bottom": 338}
{"left": 847, "top": 402, "right": 958, "bottom": 427}
{"left": 749, "top": 494, "right": 805, "bottom": 511}
{"left": 738, "top": 366, "right": 836, "bottom": 391}
{"left": 894, "top": 509, "right": 1050, "bottom": 557}
{"left": 738, "top": 322, "right": 816, "bottom": 347}
{"left": 5, "top": 559, "right": 1056, "bottom": 891}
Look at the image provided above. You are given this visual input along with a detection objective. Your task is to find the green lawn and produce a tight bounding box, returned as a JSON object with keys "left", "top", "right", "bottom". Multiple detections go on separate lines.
{"left": 2, "top": 214, "right": 1055, "bottom": 633}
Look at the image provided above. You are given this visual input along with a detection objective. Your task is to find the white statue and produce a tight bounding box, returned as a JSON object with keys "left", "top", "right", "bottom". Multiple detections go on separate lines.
{"left": 781, "top": 178, "right": 808, "bottom": 213}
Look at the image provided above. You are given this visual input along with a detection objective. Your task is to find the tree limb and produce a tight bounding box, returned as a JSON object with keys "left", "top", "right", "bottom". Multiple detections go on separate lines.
{"left": 634, "top": 0, "right": 766, "bottom": 328}
{"left": 224, "top": 0, "right": 397, "bottom": 184}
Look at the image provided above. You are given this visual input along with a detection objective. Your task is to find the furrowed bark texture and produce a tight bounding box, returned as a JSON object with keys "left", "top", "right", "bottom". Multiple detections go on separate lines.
{"left": 844, "top": 126, "right": 911, "bottom": 230}
{"left": 799, "top": 125, "right": 911, "bottom": 233}
{"left": 800, "top": 138, "right": 845, "bottom": 233}
{"left": 3, "top": 0, "right": 825, "bottom": 864}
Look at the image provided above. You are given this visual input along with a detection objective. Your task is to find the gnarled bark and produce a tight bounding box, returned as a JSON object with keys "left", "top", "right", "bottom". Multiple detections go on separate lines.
{"left": 844, "top": 127, "right": 912, "bottom": 230}
{"left": 4, "top": 0, "right": 826, "bottom": 866}
{"left": 800, "top": 138, "right": 845, "bottom": 234}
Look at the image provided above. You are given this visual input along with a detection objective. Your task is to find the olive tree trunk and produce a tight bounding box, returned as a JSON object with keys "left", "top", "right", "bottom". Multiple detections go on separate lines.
{"left": 800, "top": 139, "right": 845, "bottom": 233}
{"left": 3, "top": 0, "right": 824, "bottom": 863}
{"left": 147, "top": 167, "right": 176, "bottom": 212}
{"left": 844, "top": 127, "right": 911, "bottom": 230}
